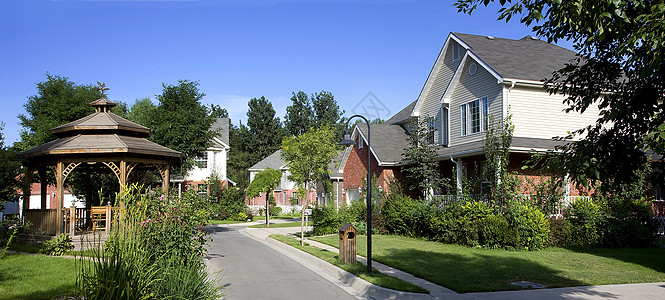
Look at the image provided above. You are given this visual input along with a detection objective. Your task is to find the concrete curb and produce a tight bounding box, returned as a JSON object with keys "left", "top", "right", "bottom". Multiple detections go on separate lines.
{"left": 240, "top": 228, "right": 435, "bottom": 300}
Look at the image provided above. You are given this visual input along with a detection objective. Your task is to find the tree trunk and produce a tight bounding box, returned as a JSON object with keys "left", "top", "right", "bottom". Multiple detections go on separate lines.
{"left": 300, "top": 182, "right": 309, "bottom": 246}
{"left": 265, "top": 191, "right": 270, "bottom": 227}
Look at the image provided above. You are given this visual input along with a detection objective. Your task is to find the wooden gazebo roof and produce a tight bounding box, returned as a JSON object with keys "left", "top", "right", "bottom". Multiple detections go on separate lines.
{"left": 21, "top": 97, "right": 178, "bottom": 160}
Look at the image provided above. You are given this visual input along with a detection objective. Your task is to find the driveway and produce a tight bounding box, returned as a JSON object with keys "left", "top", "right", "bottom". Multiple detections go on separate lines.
{"left": 205, "top": 224, "right": 358, "bottom": 300}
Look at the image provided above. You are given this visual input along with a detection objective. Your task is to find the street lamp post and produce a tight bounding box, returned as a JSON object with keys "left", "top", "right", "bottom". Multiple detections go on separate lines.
{"left": 339, "top": 115, "right": 372, "bottom": 274}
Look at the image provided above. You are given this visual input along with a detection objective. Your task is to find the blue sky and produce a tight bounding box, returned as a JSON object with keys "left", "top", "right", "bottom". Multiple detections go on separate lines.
{"left": 0, "top": 0, "right": 570, "bottom": 145}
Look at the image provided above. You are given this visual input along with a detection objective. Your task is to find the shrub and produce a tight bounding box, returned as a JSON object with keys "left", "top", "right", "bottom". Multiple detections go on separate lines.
{"left": 270, "top": 206, "right": 282, "bottom": 216}
{"left": 234, "top": 212, "right": 248, "bottom": 222}
{"left": 504, "top": 202, "right": 550, "bottom": 250}
{"left": 382, "top": 192, "right": 431, "bottom": 237}
{"left": 312, "top": 204, "right": 339, "bottom": 236}
{"left": 565, "top": 198, "right": 603, "bottom": 246}
{"left": 40, "top": 233, "right": 74, "bottom": 256}
{"left": 479, "top": 214, "right": 518, "bottom": 249}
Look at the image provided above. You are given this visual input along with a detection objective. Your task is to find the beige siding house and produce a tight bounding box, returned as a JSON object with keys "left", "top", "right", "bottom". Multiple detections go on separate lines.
{"left": 340, "top": 32, "right": 601, "bottom": 198}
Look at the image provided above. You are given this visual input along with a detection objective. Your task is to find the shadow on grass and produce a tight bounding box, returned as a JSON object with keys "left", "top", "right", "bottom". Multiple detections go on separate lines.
{"left": 375, "top": 248, "right": 585, "bottom": 293}
{"left": 563, "top": 246, "right": 665, "bottom": 273}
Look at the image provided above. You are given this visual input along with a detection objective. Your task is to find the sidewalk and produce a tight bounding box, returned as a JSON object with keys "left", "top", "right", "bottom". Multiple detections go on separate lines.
{"left": 238, "top": 223, "right": 665, "bottom": 300}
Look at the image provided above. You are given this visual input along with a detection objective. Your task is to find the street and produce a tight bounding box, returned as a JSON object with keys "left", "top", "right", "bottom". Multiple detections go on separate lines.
{"left": 205, "top": 224, "right": 358, "bottom": 300}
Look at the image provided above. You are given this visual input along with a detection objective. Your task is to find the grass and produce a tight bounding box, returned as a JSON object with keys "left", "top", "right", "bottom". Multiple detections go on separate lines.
{"left": 9, "top": 242, "right": 41, "bottom": 253}
{"left": 248, "top": 222, "right": 303, "bottom": 228}
{"left": 270, "top": 234, "right": 428, "bottom": 294}
{"left": 312, "top": 234, "right": 665, "bottom": 293}
{"left": 0, "top": 254, "right": 78, "bottom": 299}
{"left": 207, "top": 219, "right": 250, "bottom": 225}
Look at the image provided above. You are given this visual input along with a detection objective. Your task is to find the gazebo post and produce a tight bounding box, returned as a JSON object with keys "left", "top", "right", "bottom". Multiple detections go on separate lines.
{"left": 55, "top": 161, "right": 64, "bottom": 235}
{"left": 119, "top": 160, "right": 127, "bottom": 194}
{"left": 21, "top": 168, "right": 32, "bottom": 219}
{"left": 162, "top": 162, "right": 170, "bottom": 196}
{"left": 39, "top": 167, "right": 47, "bottom": 209}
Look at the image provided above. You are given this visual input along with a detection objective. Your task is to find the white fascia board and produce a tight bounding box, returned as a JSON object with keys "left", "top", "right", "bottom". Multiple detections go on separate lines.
{"left": 412, "top": 34, "right": 462, "bottom": 117}
{"left": 212, "top": 137, "right": 230, "bottom": 149}
{"left": 354, "top": 126, "right": 387, "bottom": 166}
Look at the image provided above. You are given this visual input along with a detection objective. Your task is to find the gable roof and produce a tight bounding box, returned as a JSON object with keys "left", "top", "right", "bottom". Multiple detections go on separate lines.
{"left": 386, "top": 100, "right": 416, "bottom": 125}
{"left": 340, "top": 124, "right": 410, "bottom": 167}
{"left": 248, "top": 149, "right": 286, "bottom": 171}
{"left": 451, "top": 32, "right": 578, "bottom": 82}
{"left": 210, "top": 118, "right": 230, "bottom": 149}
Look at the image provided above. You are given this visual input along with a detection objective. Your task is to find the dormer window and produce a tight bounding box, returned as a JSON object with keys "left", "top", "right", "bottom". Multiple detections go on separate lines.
{"left": 452, "top": 43, "right": 461, "bottom": 61}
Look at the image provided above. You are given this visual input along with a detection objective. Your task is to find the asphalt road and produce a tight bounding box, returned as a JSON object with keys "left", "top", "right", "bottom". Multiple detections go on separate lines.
{"left": 204, "top": 225, "right": 358, "bottom": 300}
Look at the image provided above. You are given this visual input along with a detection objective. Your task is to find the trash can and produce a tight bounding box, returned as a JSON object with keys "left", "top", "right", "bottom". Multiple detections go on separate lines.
{"left": 339, "top": 223, "right": 357, "bottom": 264}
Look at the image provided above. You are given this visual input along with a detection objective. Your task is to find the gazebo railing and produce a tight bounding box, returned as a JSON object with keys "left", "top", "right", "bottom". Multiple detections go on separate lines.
{"left": 24, "top": 209, "right": 60, "bottom": 235}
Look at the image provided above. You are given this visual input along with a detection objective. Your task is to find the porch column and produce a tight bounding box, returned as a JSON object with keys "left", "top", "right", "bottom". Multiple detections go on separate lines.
{"left": 55, "top": 161, "right": 64, "bottom": 235}
{"left": 455, "top": 158, "right": 463, "bottom": 195}
{"left": 39, "top": 167, "right": 47, "bottom": 209}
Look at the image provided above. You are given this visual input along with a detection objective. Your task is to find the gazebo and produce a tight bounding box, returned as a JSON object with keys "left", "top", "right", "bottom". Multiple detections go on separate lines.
{"left": 19, "top": 88, "right": 180, "bottom": 235}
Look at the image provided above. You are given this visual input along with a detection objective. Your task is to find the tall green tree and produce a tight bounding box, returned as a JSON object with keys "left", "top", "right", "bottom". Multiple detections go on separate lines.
{"left": 284, "top": 91, "right": 315, "bottom": 137}
{"left": 150, "top": 80, "right": 217, "bottom": 174}
{"left": 455, "top": 0, "right": 665, "bottom": 194}
{"left": 208, "top": 104, "right": 229, "bottom": 119}
{"left": 246, "top": 168, "right": 282, "bottom": 227}
{"left": 281, "top": 125, "right": 339, "bottom": 245}
{"left": 312, "top": 91, "right": 345, "bottom": 139}
{"left": 246, "top": 96, "right": 286, "bottom": 166}
{"left": 127, "top": 98, "right": 156, "bottom": 127}
{"left": 401, "top": 116, "right": 442, "bottom": 198}
{"left": 0, "top": 123, "right": 21, "bottom": 208}
{"left": 228, "top": 122, "right": 252, "bottom": 191}
{"left": 17, "top": 74, "right": 100, "bottom": 151}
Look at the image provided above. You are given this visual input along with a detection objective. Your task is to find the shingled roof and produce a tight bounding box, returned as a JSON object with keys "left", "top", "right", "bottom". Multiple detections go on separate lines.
{"left": 354, "top": 124, "right": 410, "bottom": 164}
{"left": 249, "top": 150, "right": 286, "bottom": 171}
{"left": 452, "top": 32, "right": 578, "bottom": 82}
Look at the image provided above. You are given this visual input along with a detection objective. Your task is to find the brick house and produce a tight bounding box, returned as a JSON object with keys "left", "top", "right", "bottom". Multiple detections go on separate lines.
{"left": 248, "top": 150, "right": 345, "bottom": 212}
{"left": 340, "top": 32, "right": 601, "bottom": 201}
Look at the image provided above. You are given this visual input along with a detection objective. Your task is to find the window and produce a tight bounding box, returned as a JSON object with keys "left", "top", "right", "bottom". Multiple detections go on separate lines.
{"left": 452, "top": 42, "right": 461, "bottom": 61}
{"left": 427, "top": 116, "right": 436, "bottom": 144}
{"left": 195, "top": 152, "right": 208, "bottom": 169}
{"left": 291, "top": 191, "right": 299, "bottom": 206}
{"left": 359, "top": 136, "right": 364, "bottom": 149}
{"left": 460, "top": 97, "right": 489, "bottom": 136}
{"left": 441, "top": 107, "right": 449, "bottom": 146}
{"left": 346, "top": 189, "right": 360, "bottom": 204}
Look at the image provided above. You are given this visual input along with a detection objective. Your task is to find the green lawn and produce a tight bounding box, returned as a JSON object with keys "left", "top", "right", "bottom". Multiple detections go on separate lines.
{"left": 0, "top": 254, "right": 78, "bottom": 299}
{"left": 248, "top": 222, "right": 303, "bottom": 228}
{"left": 312, "top": 234, "right": 665, "bottom": 293}
{"left": 270, "top": 234, "right": 427, "bottom": 294}
{"left": 207, "top": 219, "right": 250, "bottom": 225}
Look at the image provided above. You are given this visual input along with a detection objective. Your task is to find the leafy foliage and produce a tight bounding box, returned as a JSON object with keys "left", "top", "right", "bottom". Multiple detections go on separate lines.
{"left": 246, "top": 168, "right": 282, "bottom": 226}
{"left": 482, "top": 115, "right": 516, "bottom": 205}
{"left": 77, "top": 184, "right": 219, "bottom": 300}
{"left": 17, "top": 74, "right": 100, "bottom": 151}
{"left": 150, "top": 80, "right": 216, "bottom": 174}
{"left": 40, "top": 233, "right": 74, "bottom": 256}
{"left": 284, "top": 91, "right": 315, "bottom": 137}
{"left": 0, "top": 124, "right": 21, "bottom": 208}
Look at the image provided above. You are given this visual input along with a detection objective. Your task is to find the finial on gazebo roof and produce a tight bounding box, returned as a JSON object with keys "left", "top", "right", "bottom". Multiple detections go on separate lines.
{"left": 91, "top": 82, "right": 116, "bottom": 113}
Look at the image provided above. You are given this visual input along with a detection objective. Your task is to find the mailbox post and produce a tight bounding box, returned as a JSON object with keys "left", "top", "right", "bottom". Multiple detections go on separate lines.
{"left": 338, "top": 223, "right": 357, "bottom": 264}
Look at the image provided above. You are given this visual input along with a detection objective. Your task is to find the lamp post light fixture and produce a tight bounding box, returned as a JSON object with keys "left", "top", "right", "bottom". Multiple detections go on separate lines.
{"left": 339, "top": 114, "right": 372, "bottom": 274}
